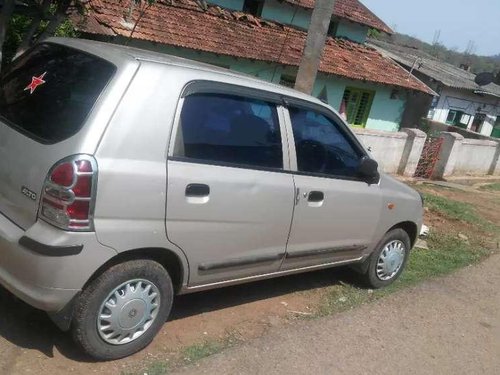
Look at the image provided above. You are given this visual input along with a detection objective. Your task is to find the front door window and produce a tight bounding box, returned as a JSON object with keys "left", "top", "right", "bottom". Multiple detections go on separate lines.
{"left": 289, "top": 107, "right": 363, "bottom": 178}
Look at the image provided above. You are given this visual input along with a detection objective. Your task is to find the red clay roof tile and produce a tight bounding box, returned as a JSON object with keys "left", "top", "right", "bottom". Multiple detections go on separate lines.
{"left": 75, "top": 0, "right": 432, "bottom": 94}
{"left": 283, "top": 0, "right": 392, "bottom": 34}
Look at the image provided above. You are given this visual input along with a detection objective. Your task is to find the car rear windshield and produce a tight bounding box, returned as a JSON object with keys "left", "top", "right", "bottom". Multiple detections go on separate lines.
{"left": 0, "top": 43, "right": 116, "bottom": 144}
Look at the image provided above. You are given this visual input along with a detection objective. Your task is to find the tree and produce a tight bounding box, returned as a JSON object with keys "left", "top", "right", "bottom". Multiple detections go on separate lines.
{"left": 0, "top": 0, "right": 82, "bottom": 69}
{"left": 0, "top": 0, "right": 15, "bottom": 66}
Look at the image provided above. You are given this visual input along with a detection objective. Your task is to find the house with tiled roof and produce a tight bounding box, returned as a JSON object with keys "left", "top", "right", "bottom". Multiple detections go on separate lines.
{"left": 371, "top": 39, "right": 500, "bottom": 138}
{"left": 73, "top": 0, "right": 434, "bottom": 132}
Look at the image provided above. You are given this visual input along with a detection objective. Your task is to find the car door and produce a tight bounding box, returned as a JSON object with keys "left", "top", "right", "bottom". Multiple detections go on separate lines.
{"left": 166, "top": 87, "right": 295, "bottom": 286}
{"left": 281, "top": 104, "right": 383, "bottom": 271}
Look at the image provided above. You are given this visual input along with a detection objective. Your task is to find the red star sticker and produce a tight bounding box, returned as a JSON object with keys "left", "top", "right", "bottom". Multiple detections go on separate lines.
{"left": 24, "top": 72, "right": 47, "bottom": 94}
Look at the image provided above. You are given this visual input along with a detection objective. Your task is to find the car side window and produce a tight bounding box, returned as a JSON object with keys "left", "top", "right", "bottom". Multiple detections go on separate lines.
{"left": 289, "top": 107, "right": 362, "bottom": 177}
{"left": 174, "top": 93, "right": 283, "bottom": 169}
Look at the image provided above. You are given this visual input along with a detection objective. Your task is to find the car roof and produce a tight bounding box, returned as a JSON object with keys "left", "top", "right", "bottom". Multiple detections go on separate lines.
{"left": 47, "top": 37, "right": 327, "bottom": 107}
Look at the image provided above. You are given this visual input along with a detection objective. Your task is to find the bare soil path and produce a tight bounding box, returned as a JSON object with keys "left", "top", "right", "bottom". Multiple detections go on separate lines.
{"left": 174, "top": 252, "right": 500, "bottom": 375}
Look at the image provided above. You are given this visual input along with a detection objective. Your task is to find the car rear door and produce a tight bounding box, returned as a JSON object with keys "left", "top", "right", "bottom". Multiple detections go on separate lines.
{"left": 0, "top": 42, "right": 117, "bottom": 229}
{"left": 166, "top": 85, "right": 295, "bottom": 286}
{"left": 281, "top": 104, "right": 382, "bottom": 271}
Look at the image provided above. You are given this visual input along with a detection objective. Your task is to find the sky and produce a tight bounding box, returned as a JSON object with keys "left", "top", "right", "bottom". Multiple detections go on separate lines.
{"left": 360, "top": 0, "right": 500, "bottom": 56}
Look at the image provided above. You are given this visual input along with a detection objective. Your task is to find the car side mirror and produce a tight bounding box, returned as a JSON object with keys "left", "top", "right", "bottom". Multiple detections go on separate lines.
{"left": 358, "top": 157, "right": 379, "bottom": 184}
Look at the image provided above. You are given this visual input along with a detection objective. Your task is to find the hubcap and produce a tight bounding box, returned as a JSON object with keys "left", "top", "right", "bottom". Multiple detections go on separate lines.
{"left": 97, "top": 279, "right": 160, "bottom": 345}
{"left": 376, "top": 240, "right": 406, "bottom": 281}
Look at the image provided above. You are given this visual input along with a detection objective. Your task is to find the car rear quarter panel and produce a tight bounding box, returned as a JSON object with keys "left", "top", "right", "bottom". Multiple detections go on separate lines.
{"left": 92, "top": 61, "right": 191, "bottom": 284}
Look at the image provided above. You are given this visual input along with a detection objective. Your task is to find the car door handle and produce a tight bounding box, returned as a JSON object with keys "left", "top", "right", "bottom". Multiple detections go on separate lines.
{"left": 308, "top": 191, "right": 324, "bottom": 202}
{"left": 185, "top": 183, "right": 210, "bottom": 197}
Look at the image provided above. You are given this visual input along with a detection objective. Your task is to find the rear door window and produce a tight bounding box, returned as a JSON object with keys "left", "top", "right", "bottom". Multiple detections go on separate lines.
{"left": 0, "top": 43, "right": 116, "bottom": 144}
{"left": 174, "top": 93, "right": 283, "bottom": 169}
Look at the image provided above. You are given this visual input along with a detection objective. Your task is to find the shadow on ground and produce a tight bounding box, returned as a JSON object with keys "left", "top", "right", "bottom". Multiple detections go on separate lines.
{"left": 0, "top": 266, "right": 360, "bottom": 363}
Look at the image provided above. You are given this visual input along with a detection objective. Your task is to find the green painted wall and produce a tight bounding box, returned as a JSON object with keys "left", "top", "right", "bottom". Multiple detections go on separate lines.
{"left": 207, "top": 0, "right": 370, "bottom": 44}
{"left": 124, "top": 39, "right": 404, "bottom": 132}
{"left": 336, "top": 22, "right": 368, "bottom": 43}
{"left": 128, "top": 40, "right": 284, "bottom": 84}
{"left": 311, "top": 75, "right": 405, "bottom": 131}
{"left": 207, "top": 0, "right": 243, "bottom": 11}
{"left": 261, "top": 0, "right": 311, "bottom": 29}
{"left": 366, "top": 88, "right": 405, "bottom": 132}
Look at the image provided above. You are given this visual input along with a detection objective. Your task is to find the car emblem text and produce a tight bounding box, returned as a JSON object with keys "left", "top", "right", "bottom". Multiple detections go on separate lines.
{"left": 21, "top": 186, "right": 37, "bottom": 201}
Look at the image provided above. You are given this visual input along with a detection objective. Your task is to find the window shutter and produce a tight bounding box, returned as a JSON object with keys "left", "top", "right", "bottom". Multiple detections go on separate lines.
{"left": 354, "top": 92, "right": 371, "bottom": 125}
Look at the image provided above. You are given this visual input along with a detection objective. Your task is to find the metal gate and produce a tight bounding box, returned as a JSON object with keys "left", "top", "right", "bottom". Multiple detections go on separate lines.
{"left": 414, "top": 136, "right": 444, "bottom": 179}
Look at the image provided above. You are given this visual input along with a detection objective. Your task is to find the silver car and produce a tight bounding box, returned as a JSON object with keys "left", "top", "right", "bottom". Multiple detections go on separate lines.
{"left": 0, "top": 38, "right": 422, "bottom": 360}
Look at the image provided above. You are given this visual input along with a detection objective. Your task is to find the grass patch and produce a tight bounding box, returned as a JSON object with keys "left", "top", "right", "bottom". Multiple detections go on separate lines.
{"left": 136, "top": 361, "right": 170, "bottom": 375}
{"left": 422, "top": 192, "right": 497, "bottom": 231}
{"left": 182, "top": 339, "right": 228, "bottom": 363}
{"left": 423, "top": 192, "right": 478, "bottom": 223}
{"left": 128, "top": 335, "right": 240, "bottom": 375}
{"left": 480, "top": 183, "right": 500, "bottom": 192}
{"left": 315, "top": 232, "right": 491, "bottom": 317}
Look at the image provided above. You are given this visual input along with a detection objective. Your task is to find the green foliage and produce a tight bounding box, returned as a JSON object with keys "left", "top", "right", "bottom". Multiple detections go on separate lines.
{"left": 3, "top": 15, "right": 32, "bottom": 64}
{"left": 54, "top": 19, "right": 78, "bottom": 38}
{"left": 367, "top": 28, "right": 381, "bottom": 39}
{"left": 2, "top": 1, "right": 80, "bottom": 68}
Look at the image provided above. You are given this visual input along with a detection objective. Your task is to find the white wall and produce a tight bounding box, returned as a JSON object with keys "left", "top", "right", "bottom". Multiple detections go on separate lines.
{"left": 433, "top": 132, "right": 500, "bottom": 178}
{"left": 454, "top": 139, "right": 499, "bottom": 175}
{"left": 431, "top": 87, "right": 500, "bottom": 137}
{"left": 353, "top": 129, "right": 408, "bottom": 174}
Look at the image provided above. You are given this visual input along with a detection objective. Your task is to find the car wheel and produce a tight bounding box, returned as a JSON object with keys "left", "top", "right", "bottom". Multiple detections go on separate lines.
{"left": 71, "top": 259, "right": 173, "bottom": 360}
{"left": 362, "top": 228, "right": 411, "bottom": 289}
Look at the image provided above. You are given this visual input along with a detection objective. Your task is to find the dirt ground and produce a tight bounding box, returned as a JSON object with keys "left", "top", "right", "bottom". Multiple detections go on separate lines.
{"left": 173, "top": 251, "right": 500, "bottom": 375}
{"left": 0, "top": 180, "right": 498, "bottom": 375}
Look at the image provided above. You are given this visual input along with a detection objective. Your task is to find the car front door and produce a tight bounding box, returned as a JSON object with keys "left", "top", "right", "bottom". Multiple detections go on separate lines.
{"left": 281, "top": 104, "right": 382, "bottom": 271}
{"left": 166, "top": 87, "right": 295, "bottom": 286}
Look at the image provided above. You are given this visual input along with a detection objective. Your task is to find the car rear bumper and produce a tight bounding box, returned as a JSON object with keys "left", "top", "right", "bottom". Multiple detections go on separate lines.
{"left": 0, "top": 212, "right": 117, "bottom": 312}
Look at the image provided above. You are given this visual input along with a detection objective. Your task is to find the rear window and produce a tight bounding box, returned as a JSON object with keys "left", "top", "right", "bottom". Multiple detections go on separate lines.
{"left": 0, "top": 43, "right": 116, "bottom": 144}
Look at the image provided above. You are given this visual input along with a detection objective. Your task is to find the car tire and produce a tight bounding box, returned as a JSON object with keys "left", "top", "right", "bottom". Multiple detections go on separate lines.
{"left": 71, "top": 259, "right": 173, "bottom": 360}
{"left": 361, "top": 228, "right": 411, "bottom": 289}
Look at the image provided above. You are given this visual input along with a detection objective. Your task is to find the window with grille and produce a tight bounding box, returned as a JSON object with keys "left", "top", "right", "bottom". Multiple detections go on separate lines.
{"left": 279, "top": 75, "right": 296, "bottom": 88}
{"left": 341, "top": 87, "right": 374, "bottom": 127}
{"left": 446, "top": 109, "right": 468, "bottom": 128}
{"left": 243, "top": 0, "right": 264, "bottom": 16}
{"left": 328, "top": 21, "right": 338, "bottom": 37}
{"left": 492, "top": 116, "right": 500, "bottom": 138}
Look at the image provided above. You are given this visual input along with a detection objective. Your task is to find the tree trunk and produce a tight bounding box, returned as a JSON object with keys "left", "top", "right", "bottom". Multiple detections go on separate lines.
{"left": 294, "top": 0, "right": 336, "bottom": 94}
{"left": 0, "top": 0, "right": 16, "bottom": 68}
{"left": 16, "top": 0, "right": 52, "bottom": 57}
{"left": 36, "top": 0, "right": 71, "bottom": 42}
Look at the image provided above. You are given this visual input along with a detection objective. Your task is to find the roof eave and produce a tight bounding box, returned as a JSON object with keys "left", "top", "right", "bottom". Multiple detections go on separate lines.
{"left": 473, "top": 90, "right": 500, "bottom": 99}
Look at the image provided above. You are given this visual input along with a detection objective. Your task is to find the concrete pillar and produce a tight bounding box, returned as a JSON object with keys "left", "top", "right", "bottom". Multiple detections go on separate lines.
{"left": 489, "top": 141, "right": 500, "bottom": 175}
{"left": 432, "top": 132, "right": 464, "bottom": 179}
{"left": 294, "top": 0, "right": 336, "bottom": 94}
{"left": 398, "top": 128, "right": 427, "bottom": 176}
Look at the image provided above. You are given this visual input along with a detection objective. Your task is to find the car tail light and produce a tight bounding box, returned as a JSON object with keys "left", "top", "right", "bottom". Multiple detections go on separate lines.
{"left": 39, "top": 155, "right": 97, "bottom": 231}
